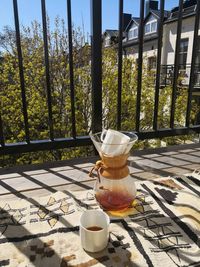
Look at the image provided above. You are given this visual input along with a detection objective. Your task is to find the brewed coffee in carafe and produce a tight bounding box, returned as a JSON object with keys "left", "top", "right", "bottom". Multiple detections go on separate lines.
{"left": 90, "top": 129, "right": 138, "bottom": 211}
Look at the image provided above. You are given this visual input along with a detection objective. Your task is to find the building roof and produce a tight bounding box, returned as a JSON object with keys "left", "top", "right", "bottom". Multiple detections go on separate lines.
{"left": 125, "top": 9, "right": 170, "bottom": 32}
{"left": 166, "top": 0, "right": 197, "bottom": 22}
{"left": 123, "top": 32, "right": 158, "bottom": 48}
{"left": 151, "top": 10, "right": 170, "bottom": 19}
{"left": 103, "top": 30, "right": 119, "bottom": 38}
{"left": 171, "top": 0, "right": 197, "bottom": 12}
{"left": 125, "top": 17, "right": 141, "bottom": 32}
{"left": 105, "top": 0, "right": 197, "bottom": 47}
{"left": 144, "top": 9, "right": 170, "bottom": 23}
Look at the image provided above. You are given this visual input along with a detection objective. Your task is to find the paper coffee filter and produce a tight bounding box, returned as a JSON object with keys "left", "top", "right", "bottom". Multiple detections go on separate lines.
{"left": 101, "top": 129, "right": 130, "bottom": 156}
{"left": 90, "top": 129, "right": 138, "bottom": 157}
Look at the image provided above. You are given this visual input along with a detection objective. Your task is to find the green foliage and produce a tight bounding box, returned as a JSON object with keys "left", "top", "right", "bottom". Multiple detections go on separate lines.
{"left": 0, "top": 18, "right": 199, "bottom": 167}
{"left": 0, "top": 19, "right": 93, "bottom": 165}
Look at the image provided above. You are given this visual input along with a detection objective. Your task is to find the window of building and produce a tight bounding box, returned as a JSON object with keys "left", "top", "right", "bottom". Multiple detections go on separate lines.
{"left": 195, "top": 36, "right": 200, "bottom": 66}
{"left": 105, "top": 36, "right": 110, "bottom": 47}
{"left": 128, "top": 27, "right": 138, "bottom": 40}
{"left": 145, "top": 20, "right": 157, "bottom": 34}
{"left": 151, "top": 21, "right": 157, "bottom": 32}
{"left": 148, "top": 57, "right": 157, "bottom": 70}
{"left": 145, "top": 23, "right": 151, "bottom": 34}
{"left": 195, "top": 36, "right": 200, "bottom": 85}
{"left": 179, "top": 38, "right": 188, "bottom": 69}
{"left": 133, "top": 28, "right": 138, "bottom": 38}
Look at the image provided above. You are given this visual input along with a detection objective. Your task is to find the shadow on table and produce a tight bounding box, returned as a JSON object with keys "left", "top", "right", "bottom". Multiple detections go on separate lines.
{"left": 0, "top": 208, "right": 66, "bottom": 267}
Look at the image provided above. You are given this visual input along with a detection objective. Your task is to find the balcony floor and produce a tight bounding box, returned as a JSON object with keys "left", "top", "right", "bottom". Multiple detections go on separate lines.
{"left": 0, "top": 143, "right": 200, "bottom": 201}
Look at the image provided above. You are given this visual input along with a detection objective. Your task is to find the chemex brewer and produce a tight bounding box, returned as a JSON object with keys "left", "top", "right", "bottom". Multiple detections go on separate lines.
{"left": 90, "top": 129, "right": 138, "bottom": 211}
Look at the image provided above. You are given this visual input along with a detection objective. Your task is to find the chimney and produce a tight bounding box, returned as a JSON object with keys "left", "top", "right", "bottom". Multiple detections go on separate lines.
{"left": 145, "top": 0, "right": 158, "bottom": 16}
{"left": 122, "top": 13, "right": 132, "bottom": 31}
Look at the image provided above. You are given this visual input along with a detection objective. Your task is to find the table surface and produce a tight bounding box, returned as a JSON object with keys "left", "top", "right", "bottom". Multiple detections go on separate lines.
{"left": 0, "top": 143, "right": 200, "bottom": 266}
{"left": 1, "top": 143, "right": 200, "bottom": 201}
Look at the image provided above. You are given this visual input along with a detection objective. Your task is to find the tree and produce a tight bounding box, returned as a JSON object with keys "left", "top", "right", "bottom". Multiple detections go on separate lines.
{"left": 0, "top": 19, "right": 92, "bottom": 165}
{"left": 0, "top": 18, "right": 199, "bottom": 166}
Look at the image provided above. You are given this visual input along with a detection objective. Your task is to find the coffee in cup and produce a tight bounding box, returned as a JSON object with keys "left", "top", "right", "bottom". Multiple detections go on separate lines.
{"left": 79, "top": 210, "right": 110, "bottom": 252}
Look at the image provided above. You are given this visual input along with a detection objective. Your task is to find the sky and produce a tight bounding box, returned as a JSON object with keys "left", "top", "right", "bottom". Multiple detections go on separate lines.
{"left": 0, "top": 0, "right": 179, "bottom": 35}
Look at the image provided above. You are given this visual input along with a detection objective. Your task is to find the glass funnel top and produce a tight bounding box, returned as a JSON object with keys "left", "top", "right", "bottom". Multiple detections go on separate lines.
{"left": 90, "top": 129, "right": 138, "bottom": 157}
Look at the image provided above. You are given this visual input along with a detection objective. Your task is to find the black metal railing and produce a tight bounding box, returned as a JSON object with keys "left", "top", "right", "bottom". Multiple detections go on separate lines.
{"left": 160, "top": 64, "right": 200, "bottom": 88}
{"left": 13, "top": 0, "right": 30, "bottom": 144}
{"left": 153, "top": 0, "right": 165, "bottom": 131}
{"left": 135, "top": 0, "right": 145, "bottom": 132}
{"left": 0, "top": 0, "right": 200, "bottom": 156}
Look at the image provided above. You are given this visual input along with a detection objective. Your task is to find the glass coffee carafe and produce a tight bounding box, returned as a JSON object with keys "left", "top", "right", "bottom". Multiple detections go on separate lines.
{"left": 90, "top": 129, "right": 138, "bottom": 211}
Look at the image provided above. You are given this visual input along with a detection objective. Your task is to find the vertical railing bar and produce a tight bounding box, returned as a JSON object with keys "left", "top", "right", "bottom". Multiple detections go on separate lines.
{"left": 41, "top": 0, "right": 54, "bottom": 140}
{"left": 170, "top": 0, "right": 183, "bottom": 129}
{"left": 0, "top": 114, "right": 4, "bottom": 147}
{"left": 117, "top": 0, "right": 123, "bottom": 130}
{"left": 185, "top": 0, "right": 200, "bottom": 127}
{"left": 90, "top": 0, "right": 102, "bottom": 133}
{"left": 135, "top": 0, "right": 145, "bottom": 132}
{"left": 153, "top": 0, "right": 165, "bottom": 131}
{"left": 13, "top": 0, "right": 30, "bottom": 144}
{"left": 66, "top": 0, "right": 76, "bottom": 138}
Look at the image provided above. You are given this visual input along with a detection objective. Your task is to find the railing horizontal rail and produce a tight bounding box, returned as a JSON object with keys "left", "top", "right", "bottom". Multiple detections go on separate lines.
{"left": 137, "top": 126, "right": 200, "bottom": 140}
{"left": 0, "top": 137, "right": 91, "bottom": 155}
{"left": 1, "top": 126, "right": 200, "bottom": 155}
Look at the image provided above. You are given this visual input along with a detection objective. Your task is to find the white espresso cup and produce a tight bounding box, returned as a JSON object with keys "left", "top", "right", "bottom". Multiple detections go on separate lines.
{"left": 79, "top": 210, "right": 110, "bottom": 252}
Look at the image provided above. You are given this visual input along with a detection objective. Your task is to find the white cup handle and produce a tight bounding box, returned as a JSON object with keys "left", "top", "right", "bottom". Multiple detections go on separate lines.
{"left": 100, "top": 129, "right": 107, "bottom": 142}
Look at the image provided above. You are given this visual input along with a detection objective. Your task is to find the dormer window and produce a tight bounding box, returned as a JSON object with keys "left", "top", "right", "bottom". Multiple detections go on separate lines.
{"left": 105, "top": 36, "right": 110, "bottom": 47}
{"left": 128, "top": 27, "right": 138, "bottom": 40}
{"left": 151, "top": 21, "right": 157, "bottom": 32}
{"left": 145, "top": 23, "right": 151, "bottom": 34}
{"left": 145, "top": 20, "right": 157, "bottom": 34}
